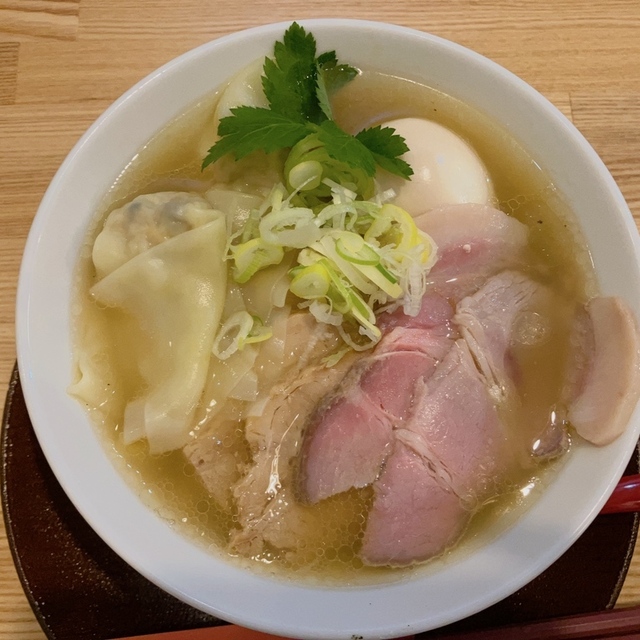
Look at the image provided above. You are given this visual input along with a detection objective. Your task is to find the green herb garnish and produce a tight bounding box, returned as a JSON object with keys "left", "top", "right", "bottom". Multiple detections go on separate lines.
{"left": 202, "top": 23, "right": 413, "bottom": 190}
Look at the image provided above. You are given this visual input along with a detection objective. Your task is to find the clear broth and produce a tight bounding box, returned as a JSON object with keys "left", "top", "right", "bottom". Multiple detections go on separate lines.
{"left": 72, "top": 70, "right": 595, "bottom": 585}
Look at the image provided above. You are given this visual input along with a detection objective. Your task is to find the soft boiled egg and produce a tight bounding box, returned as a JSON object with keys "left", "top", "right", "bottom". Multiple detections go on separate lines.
{"left": 377, "top": 117, "right": 494, "bottom": 216}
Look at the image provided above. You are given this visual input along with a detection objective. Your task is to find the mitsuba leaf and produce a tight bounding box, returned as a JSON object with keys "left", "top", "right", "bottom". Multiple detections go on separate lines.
{"left": 262, "top": 22, "right": 319, "bottom": 122}
{"left": 202, "top": 22, "right": 412, "bottom": 186}
{"left": 316, "top": 120, "right": 377, "bottom": 177}
{"left": 315, "top": 65, "right": 333, "bottom": 122}
{"left": 202, "top": 107, "right": 310, "bottom": 168}
{"left": 317, "top": 52, "right": 358, "bottom": 95}
{"left": 316, "top": 51, "right": 337, "bottom": 66}
{"left": 356, "top": 125, "right": 414, "bottom": 179}
{"left": 283, "top": 21, "right": 317, "bottom": 62}
{"left": 316, "top": 52, "right": 358, "bottom": 121}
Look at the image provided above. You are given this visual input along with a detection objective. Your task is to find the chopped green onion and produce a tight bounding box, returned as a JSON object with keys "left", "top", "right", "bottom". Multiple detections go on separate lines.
{"left": 367, "top": 263, "right": 406, "bottom": 301}
{"left": 322, "top": 346, "right": 350, "bottom": 367}
{"left": 335, "top": 232, "right": 380, "bottom": 265}
{"left": 311, "top": 234, "right": 378, "bottom": 295}
{"left": 284, "top": 133, "right": 375, "bottom": 208}
{"left": 230, "top": 238, "right": 284, "bottom": 283}
{"left": 213, "top": 311, "right": 253, "bottom": 360}
{"left": 289, "top": 263, "right": 331, "bottom": 299}
{"left": 212, "top": 311, "right": 272, "bottom": 360}
{"left": 258, "top": 206, "right": 322, "bottom": 248}
{"left": 314, "top": 232, "right": 402, "bottom": 298}
{"left": 224, "top": 171, "right": 438, "bottom": 351}
{"left": 307, "top": 299, "right": 342, "bottom": 326}
{"left": 288, "top": 160, "right": 323, "bottom": 191}
{"left": 323, "top": 259, "right": 354, "bottom": 315}
{"left": 243, "top": 315, "right": 273, "bottom": 345}
{"left": 364, "top": 214, "right": 392, "bottom": 243}
{"left": 348, "top": 290, "right": 380, "bottom": 338}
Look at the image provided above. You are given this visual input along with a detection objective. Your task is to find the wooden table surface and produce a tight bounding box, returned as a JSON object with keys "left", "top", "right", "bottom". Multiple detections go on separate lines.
{"left": 1, "top": 1, "right": 640, "bottom": 637}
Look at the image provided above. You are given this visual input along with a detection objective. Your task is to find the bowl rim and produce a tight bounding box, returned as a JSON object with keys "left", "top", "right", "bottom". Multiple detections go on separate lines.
{"left": 15, "top": 18, "right": 640, "bottom": 640}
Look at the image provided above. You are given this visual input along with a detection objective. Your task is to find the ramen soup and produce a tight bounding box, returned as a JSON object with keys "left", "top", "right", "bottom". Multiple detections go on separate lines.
{"left": 70, "top": 26, "right": 640, "bottom": 582}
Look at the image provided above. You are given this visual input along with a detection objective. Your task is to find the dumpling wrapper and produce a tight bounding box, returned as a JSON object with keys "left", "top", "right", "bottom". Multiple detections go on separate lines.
{"left": 92, "top": 191, "right": 220, "bottom": 280}
{"left": 91, "top": 215, "right": 227, "bottom": 454}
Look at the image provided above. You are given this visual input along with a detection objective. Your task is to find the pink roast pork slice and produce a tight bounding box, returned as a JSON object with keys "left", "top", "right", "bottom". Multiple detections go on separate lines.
{"left": 362, "top": 272, "right": 551, "bottom": 565}
{"left": 300, "top": 206, "right": 530, "bottom": 508}
{"left": 360, "top": 341, "right": 501, "bottom": 565}
{"left": 360, "top": 440, "right": 468, "bottom": 566}
{"left": 454, "top": 270, "right": 551, "bottom": 397}
{"left": 300, "top": 325, "right": 454, "bottom": 503}
{"left": 415, "top": 203, "right": 530, "bottom": 302}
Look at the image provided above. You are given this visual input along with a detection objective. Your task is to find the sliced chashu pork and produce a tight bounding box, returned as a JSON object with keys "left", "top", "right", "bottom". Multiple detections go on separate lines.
{"left": 454, "top": 270, "right": 552, "bottom": 399}
{"left": 360, "top": 441, "right": 467, "bottom": 566}
{"left": 458, "top": 272, "right": 570, "bottom": 461}
{"left": 301, "top": 271, "right": 553, "bottom": 566}
{"left": 362, "top": 342, "right": 500, "bottom": 565}
{"left": 567, "top": 296, "right": 640, "bottom": 445}
{"left": 227, "top": 313, "right": 356, "bottom": 556}
{"left": 184, "top": 312, "right": 341, "bottom": 512}
{"left": 414, "top": 203, "right": 530, "bottom": 302}
{"left": 229, "top": 352, "right": 358, "bottom": 556}
{"left": 188, "top": 203, "right": 530, "bottom": 512}
{"left": 300, "top": 324, "right": 454, "bottom": 504}
{"left": 362, "top": 273, "right": 548, "bottom": 565}
{"left": 298, "top": 204, "right": 529, "bottom": 507}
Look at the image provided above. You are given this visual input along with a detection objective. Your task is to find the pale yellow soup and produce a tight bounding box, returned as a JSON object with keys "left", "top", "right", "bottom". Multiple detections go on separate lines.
{"left": 71, "top": 69, "right": 596, "bottom": 584}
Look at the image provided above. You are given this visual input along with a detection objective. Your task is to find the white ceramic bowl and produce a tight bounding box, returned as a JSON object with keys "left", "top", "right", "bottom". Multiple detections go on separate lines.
{"left": 16, "top": 19, "right": 640, "bottom": 639}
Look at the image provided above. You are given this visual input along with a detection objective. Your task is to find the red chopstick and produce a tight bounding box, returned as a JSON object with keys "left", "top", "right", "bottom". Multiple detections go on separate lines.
{"left": 111, "top": 606, "right": 640, "bottom": 640}
{"left": 601, "top": 474, "right": 640, "bottom": 514}
{"left": 112, "top": 607, "right": 640, "bottom": 640}
{"left": 434, "top": 604, "right": 640, "bottom": 639}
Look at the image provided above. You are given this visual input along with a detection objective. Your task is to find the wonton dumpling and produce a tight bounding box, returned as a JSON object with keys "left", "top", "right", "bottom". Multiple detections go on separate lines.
{"left": 214, "top": 58, "right": 268, "bottom": 121}
{"left": 92, "top": 192, "right": 220, "bottom": 280}
{"left": 198, "top": 59, "right": 269, "bottom": 160}
{"left": 91, "top": 215, "right": 227, "bottom": 454}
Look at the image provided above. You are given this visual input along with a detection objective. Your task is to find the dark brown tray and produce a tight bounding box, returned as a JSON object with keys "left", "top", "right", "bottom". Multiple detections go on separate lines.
{"left": 2, "top": 365, "right": 639, "bottom": 640}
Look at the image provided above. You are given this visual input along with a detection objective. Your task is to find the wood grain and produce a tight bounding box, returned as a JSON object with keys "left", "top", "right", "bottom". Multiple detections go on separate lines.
{"left": 571, "top": 94, "right": 640, "bottom": 214}
{"left": 0, "top": 0, "right": 79, "bottom": 41}
{"left": 1, "top": 1, "right": 640, "bottom": 638}
{"left": 0, "top": 41, "right": 18, "bottom": 104}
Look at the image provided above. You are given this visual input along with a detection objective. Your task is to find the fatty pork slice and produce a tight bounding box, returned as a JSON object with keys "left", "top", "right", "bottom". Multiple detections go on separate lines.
{"left": 414, "top": 203, "right": 529, "bottom": 302}
{"left": 300, "top": 325, "right": 454, "bottom": 504}
{"left": 454, "top": 270, "right": 551, "bottom": 399}
{"left": 567, "top": 296, "right": 640, "bottom": 445}
{"left": 363, "top": 272, "right": 546, "bottom": 566}
{"left": 229, "top": 350, "right": 358, "bottom": 557}
{"left": 184, "top": 313, "right": 339, "bottom": 511}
